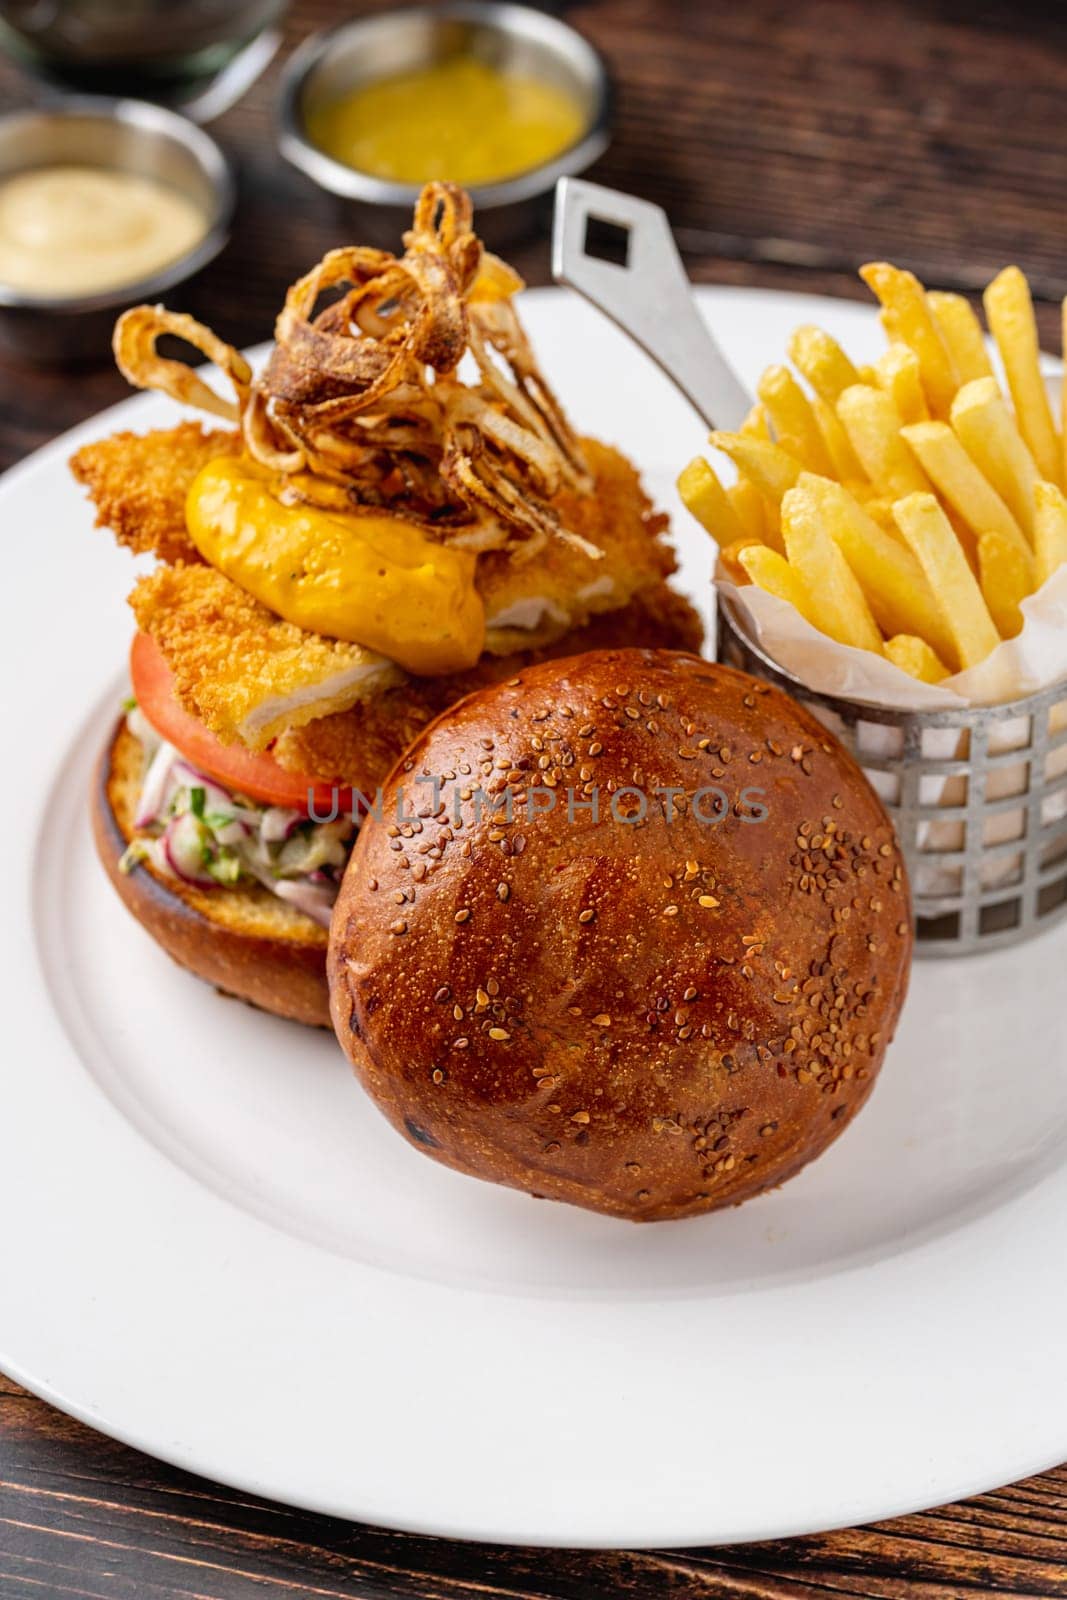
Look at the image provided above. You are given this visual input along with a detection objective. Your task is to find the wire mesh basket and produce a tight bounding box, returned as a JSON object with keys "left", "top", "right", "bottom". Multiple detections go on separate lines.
{"left": 716, "top": 593, "right": 1067, "bottom": 957}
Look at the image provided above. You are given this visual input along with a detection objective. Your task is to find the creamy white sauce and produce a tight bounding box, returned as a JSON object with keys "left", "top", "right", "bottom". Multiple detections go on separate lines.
{"left": 0, "top": 165, "right": 206, "bottom": 297}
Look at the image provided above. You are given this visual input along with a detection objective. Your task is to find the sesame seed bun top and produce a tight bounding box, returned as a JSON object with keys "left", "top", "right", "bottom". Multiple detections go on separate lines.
{"left": 328, "top": 649, "right": 912, "bottom": 1222}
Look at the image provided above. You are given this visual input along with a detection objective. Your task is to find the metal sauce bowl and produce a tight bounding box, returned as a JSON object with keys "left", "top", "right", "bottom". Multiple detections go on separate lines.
{"left": 0, "top": 99, "right": 234, "bottom": 366}
{"left": 277, "top": 2, "right": 611, "bottom": 247}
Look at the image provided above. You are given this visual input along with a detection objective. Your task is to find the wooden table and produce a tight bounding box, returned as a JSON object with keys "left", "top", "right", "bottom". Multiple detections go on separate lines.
{"left": 2, "top": 0, "right": 1066, "bottom": 1591}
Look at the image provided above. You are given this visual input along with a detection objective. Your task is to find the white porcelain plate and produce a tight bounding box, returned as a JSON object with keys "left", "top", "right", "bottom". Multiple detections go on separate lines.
{"left": 2, "top": 288, "right": 1065, "bottom": 1549}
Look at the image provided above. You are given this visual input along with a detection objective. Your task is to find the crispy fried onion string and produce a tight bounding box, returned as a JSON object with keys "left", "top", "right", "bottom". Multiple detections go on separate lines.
{"left": 110, "top": 182, "right": 594, "bottom": 555}
{"left": 113, "top": 307, "right": 252, "bottom": 422}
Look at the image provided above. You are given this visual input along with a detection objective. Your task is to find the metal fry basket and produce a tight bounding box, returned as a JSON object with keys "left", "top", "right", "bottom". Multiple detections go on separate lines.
{"left": 717, "top": 594, "right": 1067, "bottom": 957}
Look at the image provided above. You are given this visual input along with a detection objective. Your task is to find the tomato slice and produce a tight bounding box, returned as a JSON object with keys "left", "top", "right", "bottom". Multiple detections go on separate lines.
{"left": 128, "top": 632, "right": 353, "bottom": 815}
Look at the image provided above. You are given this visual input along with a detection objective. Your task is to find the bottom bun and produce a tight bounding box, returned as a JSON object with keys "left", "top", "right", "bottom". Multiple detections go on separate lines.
{"left": 92, "top": 720, "right": 331, "bottom": 1027}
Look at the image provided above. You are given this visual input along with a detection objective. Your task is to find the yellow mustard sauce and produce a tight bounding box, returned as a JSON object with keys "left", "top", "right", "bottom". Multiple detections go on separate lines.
{"left": 0, "top": 166, "right": 206, "bottom": 297}
{"left": 186, "top": 457, "right": 486, "bottom": 676}
{"left": 306, "top": 57, "right": 585, "bottom": 186}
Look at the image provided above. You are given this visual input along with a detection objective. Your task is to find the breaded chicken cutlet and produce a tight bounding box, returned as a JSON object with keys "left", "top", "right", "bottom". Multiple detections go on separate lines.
{"left": 75, "top": 425, "right": 687, "bottom": 749}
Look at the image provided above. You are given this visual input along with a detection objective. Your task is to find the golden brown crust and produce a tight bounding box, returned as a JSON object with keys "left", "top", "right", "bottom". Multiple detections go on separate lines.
{"left": 128, "top": 563, "right": 401, "bottom": 749}
{"left": 328, "top": 651, "right": 912, "bottom": 1221}
{"left": 70, "top": 423, "right": 240, "bottom": 564}
{"left": 479, "top": 438, "right": 677, "bottom": 654}
{"left": 274, "top": 583, "right": 704, "bottom": 785}
{"left": 93, "top": 719, "right": 330, "bottom": 1027}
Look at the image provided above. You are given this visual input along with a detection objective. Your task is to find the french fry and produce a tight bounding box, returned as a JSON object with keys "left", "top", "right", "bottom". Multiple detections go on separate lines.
{"left": 740, "top": 402, "right": 771, "bottom": 440}
{"left": 950, "top": 377, "right": 1040, "bottom": 541}
{"left": 686, "top": 262, "right": 1055, "bottom": 681}
{"left": 876, "top": 344, "right": 929, "bottom": 425}
{"left": 983, "top": 266, "right": 1060, "bottom": 484}
{"left": 786, "top": 325, "right": 860, "bottom": 405}
{"left": 892, "top": 492, "right": 1001, "bottom": 667}
{"left": 1034, "top": 479, "right": 1067, "bottom": 586}
{"left": 926, "top": 291, "right": 994, "bottom": 385}
{"left": 885, "top": 634, "right": 951, "bottom": 683}
{"left": 738, "top": 544, "right": 818, "bottom": 626}
{"left": 836, "top": 384, "right": 931, "bottom": 497}
{"left": 759, "top": 492, "right": 785, "bottom": 553}
{"left": 860, "top": 262, "right": 959, "bottom": 416}
{"left": 757, "top": 364, "right": 834, "bottom": 473}
{"left": 727, "top": 476, "right": 766, "bottom": 543}
{"left": 811, "top": 394, "right": 865, "bottom": 481}
{"left": 677, "top": 456, "right": 747, "bottom": 547}
{"left": 780, "top": 481, "right": 883, "bottom": 652}
{"left": 708, "top": 432, "right": 802, "bottom": 506}
{"left": 796, "top": 473, "right": 958, "bottom": 666}
{"left": 977, "top": 528, "right": 1032, "bottom": 639}
{"left": 852, "top": 492, "right": 902, "bottom": 533}
{"left": 718, "top": 536, "right": 764, "bottom": 585}
{"left": 900, "top": 420, "right": 1031, "bottom": 568}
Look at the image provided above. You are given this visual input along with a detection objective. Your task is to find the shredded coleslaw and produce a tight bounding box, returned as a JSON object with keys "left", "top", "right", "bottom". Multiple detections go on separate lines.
{"left": 119, "top": 707, "right": 356, "bottom": 927}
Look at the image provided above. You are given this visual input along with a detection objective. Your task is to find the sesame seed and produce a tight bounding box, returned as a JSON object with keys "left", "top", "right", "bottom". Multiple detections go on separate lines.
{"left": 592, "top": 1013, "right": 611, "bottom": 1027}
{"left": 578, "top": 908, "right": 596, "bottom": 924}
{"left": 488, "top": 1027, "right": 510, "bottom": 1041}
{"left": 453, "top": 1037, "right": 470, "bottom": 1050}
{"left": 390, "top": 919, "right": 407, "bottom": 935}
{"left": 698, "top": 895, "right": 719, "bottom": 908}
{"left": 454, "top": 909, "right": 471, "bottom": 924}
{"left": 571, "top": 1110, "right": 590, "bottom": 1124}
{"left": 497, "top": 883, "right": 510, "bottom": 902}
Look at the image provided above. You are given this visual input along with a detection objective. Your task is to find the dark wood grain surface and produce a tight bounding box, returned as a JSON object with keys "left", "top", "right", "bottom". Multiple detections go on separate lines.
{"left": 3, "top": 0, "right": 1066, "bottom": 1592}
